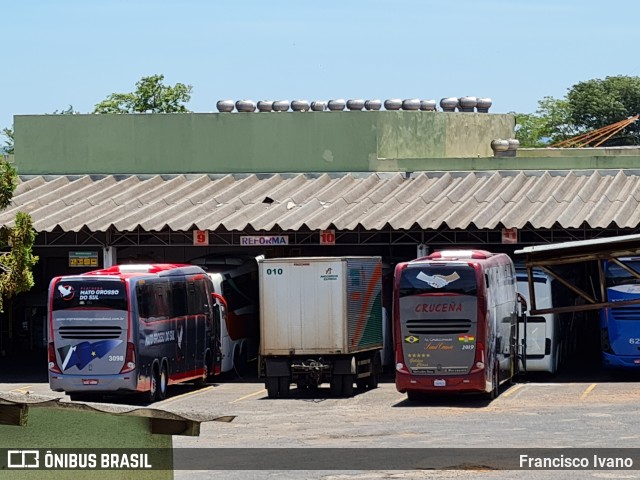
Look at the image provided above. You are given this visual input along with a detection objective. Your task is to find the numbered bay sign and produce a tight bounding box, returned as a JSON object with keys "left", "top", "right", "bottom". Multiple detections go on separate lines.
{"left": 502, "top": 228, "right": 517, "bottom": 244}
{"left": 193, "top": 230, "right": 209, "bottom": 246}
{"left": 320, "top": 229, "right": 336, "bottom": 245}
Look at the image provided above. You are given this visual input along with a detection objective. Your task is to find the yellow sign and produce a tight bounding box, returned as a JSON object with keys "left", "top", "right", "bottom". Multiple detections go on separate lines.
{"left": 69, "top": 251, "right": 99, "bottom": 268}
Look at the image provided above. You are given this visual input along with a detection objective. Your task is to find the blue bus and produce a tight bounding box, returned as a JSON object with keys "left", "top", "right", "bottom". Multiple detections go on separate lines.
{"left": 48, "top": 264, "right": 222, "bottom": 402}
{"left": 601, "top": 257, "right": 640, "bottom": 369}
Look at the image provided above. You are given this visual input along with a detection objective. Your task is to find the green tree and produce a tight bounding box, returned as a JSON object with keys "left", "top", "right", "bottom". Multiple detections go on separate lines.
{"left": 0, "top": 160, "right": 38, "bottom": 312}
{"left": 566, "top": 75, "right": 640, "bottom": 145}
{"left": 93, "top": 74, "right": 193, "bottom": 114}
{"left": 1, "top": 127, "right": 14, "bottom": 155}
{"left": 516, "top": 76, "right": 640, "bottom": 147}
{"left": 514, "top": 96, "right": 578, "bottom": 147}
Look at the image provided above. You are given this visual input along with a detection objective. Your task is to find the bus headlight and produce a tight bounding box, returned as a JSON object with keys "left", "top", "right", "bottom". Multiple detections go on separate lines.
{"left": 396, "top": 363, "right": 404, "bottom": 371}
{"left": 475, "top": 362, "right": 485, "bottom": 369}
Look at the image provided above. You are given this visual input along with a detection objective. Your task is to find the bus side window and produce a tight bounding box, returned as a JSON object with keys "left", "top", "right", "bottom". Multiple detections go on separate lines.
{"left": 153, "top": 283, "right": 169, "bottom": 321}
{"left": 187, "top": 280, "right": 208, "bottom": 316}
{"left": 137, "top": 285, "right": 149, "bottom": 319}
{"left": 171, "top": 281, "right": 188, "bottom": 318}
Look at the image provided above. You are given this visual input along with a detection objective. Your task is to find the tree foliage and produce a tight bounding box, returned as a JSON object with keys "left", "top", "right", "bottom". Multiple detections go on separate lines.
{"left": 93, "top": 74, "right": 192, "bottom": 114}
{"left": 0, "top": 161, "right": 37, "bottom": 312}
{"left": 514, "top": 96, "right": 580, "bottom": 147}
{"left": 515, "top": 76, "right": 640, "bottom": 147}
{"left": 566, "top": 76, "right": 640, "bottom": 145}
{"left": 1, "top": 127, "right": 14, "bottom": 155}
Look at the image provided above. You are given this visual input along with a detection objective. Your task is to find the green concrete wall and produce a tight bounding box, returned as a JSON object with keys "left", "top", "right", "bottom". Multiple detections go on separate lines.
{"left": 0, "top": 407, "right": 172, "bottom": 479}
{"left": 375, "top": 155, "right": 640, "bottom": 171}
{"left": 13, "top": 112, "right": 514, "bottom": 175}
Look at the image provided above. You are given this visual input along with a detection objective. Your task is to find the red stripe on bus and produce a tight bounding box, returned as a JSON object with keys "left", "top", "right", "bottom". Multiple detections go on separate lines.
{"left": 169, "top": 368, "right": 206, "bottom": 384}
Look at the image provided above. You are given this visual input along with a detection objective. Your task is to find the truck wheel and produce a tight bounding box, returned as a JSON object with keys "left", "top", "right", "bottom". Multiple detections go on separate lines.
{"left": 342, "top": 374, "right": 354, "bottom": 398}
{"left": 330, "top": 376, "right": 342, "bottom": 397}
{"left": 278, "top": 376, "right": 290, "bottom": 398}
{"left": 368, "top": 352, "right": 381, "bottom": 389}
{"left": 266, "top": 376, "right": 279, "bottom": 399}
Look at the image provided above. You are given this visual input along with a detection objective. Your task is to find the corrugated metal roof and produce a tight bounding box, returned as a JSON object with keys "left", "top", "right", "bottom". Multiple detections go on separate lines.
{"left": 3, "top": 170, "right": 640, "bottom": 233}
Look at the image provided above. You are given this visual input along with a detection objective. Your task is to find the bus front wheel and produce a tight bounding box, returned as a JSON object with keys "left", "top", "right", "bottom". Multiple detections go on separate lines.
{"left": 194, "top": 357, "right": 209, "bottom": 388}
{"left": 147, "top": 366, "right": 159, "bottom": 403}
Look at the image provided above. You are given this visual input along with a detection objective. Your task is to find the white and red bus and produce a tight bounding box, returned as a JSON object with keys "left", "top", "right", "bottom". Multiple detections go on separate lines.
{"left": 393, "top": 250, "right": 525, "bottom": 400}
{"left": 196, "top": 255, "right": 261, "bottom": 376}
{"left": 48, "top": 264, "right": 223, "bottom": 402}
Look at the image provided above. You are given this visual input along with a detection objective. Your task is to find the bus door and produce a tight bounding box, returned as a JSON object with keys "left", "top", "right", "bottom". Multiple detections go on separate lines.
{"left": 186, "top": 278, "right": 210, "bottom": 372}
{"left": 170, "top": 280, "right": 188, "bottom": 376}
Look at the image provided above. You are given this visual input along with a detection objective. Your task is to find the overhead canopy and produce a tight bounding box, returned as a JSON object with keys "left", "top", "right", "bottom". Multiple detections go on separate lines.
{"left": 3, "top": 169, "right": 640, "bottom": 233}
{"left": 515, "top": 234, "right": 640, "bottom": 315}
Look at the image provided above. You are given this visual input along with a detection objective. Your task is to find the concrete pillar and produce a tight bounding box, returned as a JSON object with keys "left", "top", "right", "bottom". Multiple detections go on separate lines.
{"left": 103, "top": 246, "right": 117, "bottom": 268}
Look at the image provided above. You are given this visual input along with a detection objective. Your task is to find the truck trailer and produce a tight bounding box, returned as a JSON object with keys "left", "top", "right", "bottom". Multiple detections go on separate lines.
{"left": 259, "top": 256, "right": 383, "bottom": 398}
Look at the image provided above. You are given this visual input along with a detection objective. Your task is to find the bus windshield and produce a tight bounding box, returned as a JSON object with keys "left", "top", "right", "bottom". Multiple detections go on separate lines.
{"left": 399, "top": 265, "right": 477, "bottom": 297}
{"left": 52, "top": 280, "right": 128, "bottom": 311}
{"left": 605, "top": 260, "right": 640, "bottom": 288}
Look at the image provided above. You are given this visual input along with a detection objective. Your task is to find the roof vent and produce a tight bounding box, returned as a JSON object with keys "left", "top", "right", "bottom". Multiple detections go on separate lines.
{"left": 365, "top": 99, "right": 382, "bottom": 111}
{"left": 235, "top": 100, "right": 256, "bottom": 113}
{"left": 491, "top": 138, "right": 518, "bottom": 157}
{"left": 216, "top": 100, "right": 234, "bottom": 113}
{"left": 476, "top": 97, "right": 492, "bottom": 113}
{"left": 310, "top": 101, "right": 327, "bottom": 111}
{"left": 327, "top": 99, "right": 346, "bottom": 111}
{"left": 272, "top": 100, "right": 290, "bottom": 112}
{"left": 291, "top": 100, "right": 310, "bottom": 112}
{"left": 459, "top": 96, "right": 478, "bottom": 112}
{"left": 257, "top": 100, "right": 273, "bottom": 112}
{"left": 402, "top": 99, "right": 421, "bottom": 111}
{"left": 440, "top": 97, "right": 459, "bottom": 112}
{"left": 347, "top": 99, "right": 365, "bottom": 111}
{"left": 384, "top": 99, "right": 402, "bottom": 110}
{"left": 420, "top": 99, "right": 437, "bottom": 111}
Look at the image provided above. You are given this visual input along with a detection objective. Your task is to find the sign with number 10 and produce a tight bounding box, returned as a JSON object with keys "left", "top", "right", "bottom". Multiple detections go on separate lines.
{"left": 320, "top": 229, "right": 335, "bottom": 245}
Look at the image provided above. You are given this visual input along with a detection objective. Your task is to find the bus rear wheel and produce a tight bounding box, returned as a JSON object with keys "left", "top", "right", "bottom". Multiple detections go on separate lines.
{"left": 157, "top": 364, "right": 168, "bottom": 401}
{"left": 486, "top": 363, "right": 499, "bottom": 401}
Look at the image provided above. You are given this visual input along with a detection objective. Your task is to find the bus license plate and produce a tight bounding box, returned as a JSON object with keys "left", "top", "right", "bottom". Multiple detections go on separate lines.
{"left": 434, "top": 379, "right": 446, "bottom": 387}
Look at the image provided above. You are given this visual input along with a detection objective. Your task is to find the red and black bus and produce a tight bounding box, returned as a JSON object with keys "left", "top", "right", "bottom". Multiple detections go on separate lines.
{"left": 393, "top": 250, "right": 525, "bottom": 400}
{"left": 48, "top": 264, "right": 222, "bottom": 402}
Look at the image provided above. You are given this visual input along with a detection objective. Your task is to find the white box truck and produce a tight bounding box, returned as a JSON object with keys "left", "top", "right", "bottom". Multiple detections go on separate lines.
{"left": 259, "top": 256, "right": 383, "bottom": 398}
